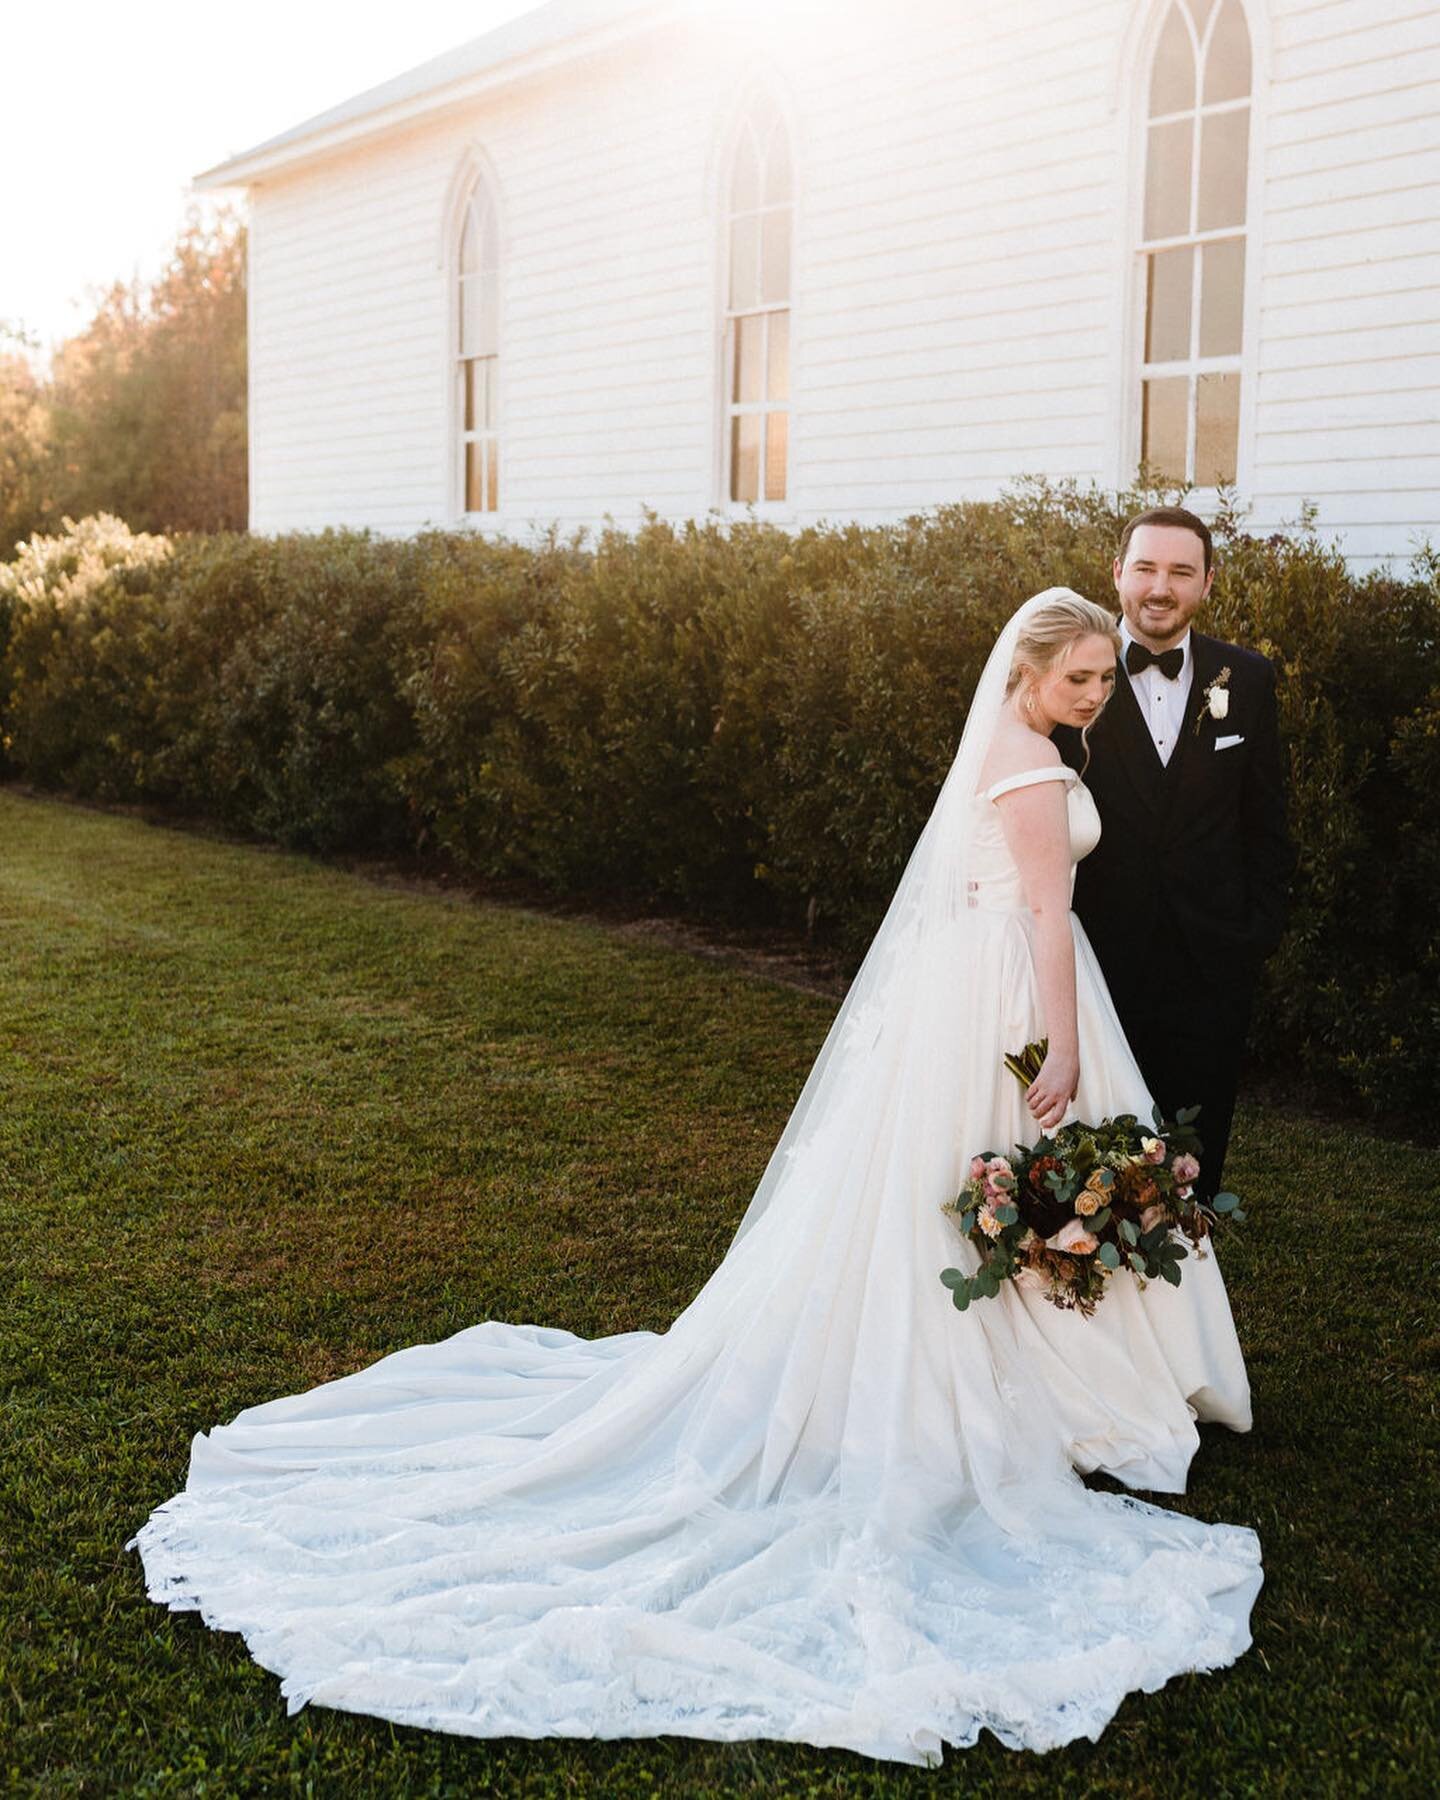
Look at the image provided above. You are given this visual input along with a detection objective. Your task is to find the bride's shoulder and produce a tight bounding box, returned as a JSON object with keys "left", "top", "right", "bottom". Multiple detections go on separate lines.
{"left": 977, "top": 726, "right": 1065, "bottom": 795}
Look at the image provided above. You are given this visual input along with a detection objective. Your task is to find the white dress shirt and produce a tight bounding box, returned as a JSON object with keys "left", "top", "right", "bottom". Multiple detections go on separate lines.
{"left": 1119, "top": 623, "right": 1193, "bottom": 767}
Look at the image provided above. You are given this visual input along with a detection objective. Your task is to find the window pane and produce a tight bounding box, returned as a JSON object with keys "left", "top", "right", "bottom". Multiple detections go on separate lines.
{"left": 1142, "top": 376, "right": 1190, "bottom": 482}
{"left": 1203, "top": 0, "right": 1252, "bottom": 105}
{"left": 764, "top": 411, "right": 788, "bottom": 502}
{"left": 729, "top": 216, "right": 760, "bottom": 311}
{"left": 463, "top": 359, "right": 477, "bottom": 431}
{"left": 730, "top": 124, "right": 761, "bottom": 213}
{"left": 460, "top": 199, "right": 481, "bottom": 274}
{"left": 1145, "top": 247, "right": 1193, "bottom": 363}
{"left": 465, "top": 440, "right": 485, "bottom": 512}
{"left": 461, "top": 276, "right": 498, "bottom": 358}
{"left": 733, "top": 314, "right": 764, "bottom": 404}
{"left": 461, "top": 275, "right": 480, "bottom": 356}
{"left": 481, "top": 197, "right": 499, "bottom": 273}
{"left": 767, "top": 308, "right": 790, "bottom": 402}
{"left": 1144, "top": 118, "right": 1193, "bottom": 240}
{"left": 486, "top": 438, "right": 499, "bottom": 512}
{"left": 730, "top": 412, "right": 761, "bottom": 503}
{"left": 1194, "top": 371, "right": 1240, "bottom": 484}
{"left": 1199, "top": 237, "right": 1245, "bottom": 357}
{"left": 478, "top": 274, "right": 499, "bottom": 358}
{"left": 1197, "top": 106, "right": 1249, "bottom": 231}
{"left": 1149, "top": 5, "right": 1195, "bottom": 117}
{"left": 761, "top": 207, "right": 791, "bottom": 305}
{"left": 764, "top": 122, "right": 792, "bottom": 205}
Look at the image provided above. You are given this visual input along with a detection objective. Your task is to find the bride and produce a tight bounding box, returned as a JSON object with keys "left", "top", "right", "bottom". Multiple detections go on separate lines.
{"left": 131, "top": 590, "right": 1260, "bottom": 1766}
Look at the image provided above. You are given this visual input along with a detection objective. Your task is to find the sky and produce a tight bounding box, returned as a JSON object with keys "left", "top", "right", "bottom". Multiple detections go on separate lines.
{"left": 0, "top": 0, "right": 538, "bottom": 362}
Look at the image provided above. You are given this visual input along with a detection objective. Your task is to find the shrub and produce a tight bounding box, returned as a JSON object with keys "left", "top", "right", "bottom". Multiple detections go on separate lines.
{"left": 1, "top": 488, "right": 1436, "bottom": 1118}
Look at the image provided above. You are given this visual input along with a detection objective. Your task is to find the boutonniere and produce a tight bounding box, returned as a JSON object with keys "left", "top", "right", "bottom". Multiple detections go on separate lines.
{"left": 1194, "top": 666, "right": 1232, "bottom": 734}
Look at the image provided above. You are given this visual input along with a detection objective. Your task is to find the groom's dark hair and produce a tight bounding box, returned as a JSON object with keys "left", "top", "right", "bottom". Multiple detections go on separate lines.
{"left": 1117, "top": 506, "right": 1214, "bottom": 576}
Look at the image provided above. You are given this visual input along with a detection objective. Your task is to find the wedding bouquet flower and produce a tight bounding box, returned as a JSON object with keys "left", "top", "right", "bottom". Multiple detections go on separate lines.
{"left": 940, "top": 1042, "right": 1244, "bottom": 1318}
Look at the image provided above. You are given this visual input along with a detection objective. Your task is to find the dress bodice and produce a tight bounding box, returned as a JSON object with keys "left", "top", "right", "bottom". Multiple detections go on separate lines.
{"left": 967, "top": 766, "right": 1101, "bottom": 913}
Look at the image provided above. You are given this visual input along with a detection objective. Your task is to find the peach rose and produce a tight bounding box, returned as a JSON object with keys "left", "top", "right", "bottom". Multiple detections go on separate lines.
{"left": 1048, "top": 1218, "right": 1099, "bottom": 1256}
{"left": 1075, "top": 1191, "right": 1100, "bottom": 1217}
{"left": 1140, "top": 1202, "right": 1169, "bottom": 1233}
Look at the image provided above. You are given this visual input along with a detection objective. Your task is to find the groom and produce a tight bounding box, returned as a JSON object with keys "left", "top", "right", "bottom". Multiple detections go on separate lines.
{"left": 1055, "top": 506, "right": 1293, "bottom": 1202}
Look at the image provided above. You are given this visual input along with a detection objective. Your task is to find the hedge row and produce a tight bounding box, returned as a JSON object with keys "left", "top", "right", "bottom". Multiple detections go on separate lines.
{"left": 2, "top": 493, "right": 1436, "bottom": 1119}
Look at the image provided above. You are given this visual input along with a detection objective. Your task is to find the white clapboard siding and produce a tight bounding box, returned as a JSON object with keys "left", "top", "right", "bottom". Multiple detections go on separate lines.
{"left": 1248, "top": 0, "right": 1440, "bottom": 569}
{"left": 223, "top": 0, "right": 1440, "bottom": 565}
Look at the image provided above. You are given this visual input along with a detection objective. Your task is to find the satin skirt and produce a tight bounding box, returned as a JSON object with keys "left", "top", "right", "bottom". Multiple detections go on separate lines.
{"left": 131, "top": 910, "right": 1259, "bottom": 1764}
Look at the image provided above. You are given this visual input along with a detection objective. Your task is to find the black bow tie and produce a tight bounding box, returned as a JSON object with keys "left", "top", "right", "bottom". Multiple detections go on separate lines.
{"left": 1126, "top": 641, "right": 1184, "bottom": 680}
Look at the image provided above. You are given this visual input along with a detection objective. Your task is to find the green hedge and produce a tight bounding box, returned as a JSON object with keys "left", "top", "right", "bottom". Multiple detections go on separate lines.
{"left": 2, "top": 492, "right": 1436, "bottom": 1119}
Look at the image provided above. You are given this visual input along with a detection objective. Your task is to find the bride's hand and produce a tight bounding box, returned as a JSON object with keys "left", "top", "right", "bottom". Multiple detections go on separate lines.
{"left": 1026, "top": 1049, "right": 1079, "bottom": 1131}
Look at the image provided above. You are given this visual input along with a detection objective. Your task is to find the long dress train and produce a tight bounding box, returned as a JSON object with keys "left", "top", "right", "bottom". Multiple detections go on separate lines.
{"left": 130, "top": 759, "right": 1260, "bottom": 1764}
{"left": 135, "top": 766, "right": 1260, "bottom": 1764}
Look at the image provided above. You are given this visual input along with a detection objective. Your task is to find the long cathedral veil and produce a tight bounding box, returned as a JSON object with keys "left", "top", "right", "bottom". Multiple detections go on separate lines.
{"left": 131, "top": 588, "right": 1262, "bottom": 1765}
{"left": 733, "top": 586, "right": 1076, "bottom": 1244}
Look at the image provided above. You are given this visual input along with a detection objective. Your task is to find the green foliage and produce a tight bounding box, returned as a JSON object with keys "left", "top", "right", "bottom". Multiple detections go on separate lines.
{"left": 0, "top": 513, "right": 174, "bottom": 792}
{"left": 0, "top": 209, "right": 246, "bottom": 552}
{"left": 0, "top": 325, "right": 54, "bottom": 561}
{"left": 1, "top": 483, "right": 1437, "bottom": 1115}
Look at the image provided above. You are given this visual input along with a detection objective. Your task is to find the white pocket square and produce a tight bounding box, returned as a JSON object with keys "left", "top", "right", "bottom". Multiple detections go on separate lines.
{"left": 1214, "top": 733, "right": 1245, "bottom": 750}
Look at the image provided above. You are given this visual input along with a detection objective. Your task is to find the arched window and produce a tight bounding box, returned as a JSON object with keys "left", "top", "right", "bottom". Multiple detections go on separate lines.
{"left": 723, "top": 97, "right": 792, "bottom": 505}
{"left": 1137, "top": 0, "right": 1251, "bottom": 486}
{"left": 456, "top": 176, "right": 500, "bottom": 514}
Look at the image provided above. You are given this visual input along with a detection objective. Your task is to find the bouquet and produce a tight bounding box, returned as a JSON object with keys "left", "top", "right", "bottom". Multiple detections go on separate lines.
{"left": 940, "top": 1041, "right": 1244, "bottom": 1318}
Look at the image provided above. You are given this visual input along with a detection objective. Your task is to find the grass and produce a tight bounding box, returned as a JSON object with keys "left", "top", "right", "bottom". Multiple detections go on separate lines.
{"left": 0, "top": 787, "right": 1436, "bottom": 1799}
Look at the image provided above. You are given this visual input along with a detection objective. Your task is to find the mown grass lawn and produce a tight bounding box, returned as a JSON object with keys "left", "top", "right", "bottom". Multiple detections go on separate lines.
{"left": 1, "top": 788, "right": 1435, "bottom": 1799}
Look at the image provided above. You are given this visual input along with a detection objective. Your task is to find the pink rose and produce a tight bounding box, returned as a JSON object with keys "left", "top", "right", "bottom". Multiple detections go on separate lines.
{"left": 1142, "top": 1136, "right": 1167, "bottom": 1165}
{"left": 1176, "top": 1185, "right": 1193, "bottom": 1201}
{"left": 970, "top": 1155, "right": 987, "bottom": 1182}
{"left": 1140, "top": 1202, "right": 1169, "bottom": 1233}
{"left": 1048, "top": 1218, "right": 1099, "bottom": 1256}
{"left": 1171, "top": 1152, "right": 1200, "bottom": 1186}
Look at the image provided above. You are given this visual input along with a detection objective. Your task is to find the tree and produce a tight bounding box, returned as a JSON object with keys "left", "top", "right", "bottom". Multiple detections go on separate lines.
{"left": 2, "top": 208, "right": 248, "bottom": 551}
{"left": 0, "top": 324, "right": 55, "bottom": 557}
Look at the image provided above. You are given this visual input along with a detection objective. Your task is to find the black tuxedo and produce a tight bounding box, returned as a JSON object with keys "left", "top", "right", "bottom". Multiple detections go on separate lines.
{"left": 1055, "top": 631, "right": 1292, "bottom": 1197}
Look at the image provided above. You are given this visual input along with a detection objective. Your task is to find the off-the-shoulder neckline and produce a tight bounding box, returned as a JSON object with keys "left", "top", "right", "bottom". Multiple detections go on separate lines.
{"left": 980, "top": 765, "right": 1080, "bottom": 803}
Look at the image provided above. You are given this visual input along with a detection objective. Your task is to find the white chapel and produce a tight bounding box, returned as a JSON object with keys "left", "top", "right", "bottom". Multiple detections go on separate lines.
{"left": 198, "top": 0, "right": 1440, "bottom": 571}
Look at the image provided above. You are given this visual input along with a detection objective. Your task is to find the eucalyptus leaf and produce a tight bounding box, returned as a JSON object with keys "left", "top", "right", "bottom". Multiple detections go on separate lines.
{"left": 1160, "top": 1261, "right": 1182, "bottom": 1286}
{"left": 1119, "top": 1218, "right": 1138, "bottom": 1246}
{"left": 1097, "top": 1242, "right": 1121, "bottom": 1270}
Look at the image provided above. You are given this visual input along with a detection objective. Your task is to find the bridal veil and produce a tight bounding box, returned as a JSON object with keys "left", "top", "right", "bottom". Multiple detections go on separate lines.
{"left": 132, "top": 591, "right": 1261, "bottom": 1764}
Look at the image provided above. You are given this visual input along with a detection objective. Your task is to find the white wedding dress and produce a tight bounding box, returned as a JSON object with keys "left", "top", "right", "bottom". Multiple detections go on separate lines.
{"left": 131, "top": 595, "right": 1261, "bottom": 1766}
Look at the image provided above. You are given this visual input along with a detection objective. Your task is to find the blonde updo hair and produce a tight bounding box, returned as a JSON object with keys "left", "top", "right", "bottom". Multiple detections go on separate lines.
{"left": 1004, "top": 591, "right": 1121, "bottom": 698}
{"left": 1004, "top": 591, "right": 1121, "bottom": 766}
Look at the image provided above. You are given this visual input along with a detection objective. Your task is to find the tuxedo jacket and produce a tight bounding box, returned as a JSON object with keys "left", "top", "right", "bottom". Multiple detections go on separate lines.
{"left": 1054, "top": 631, "right": 1293, "bottom": 1003}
